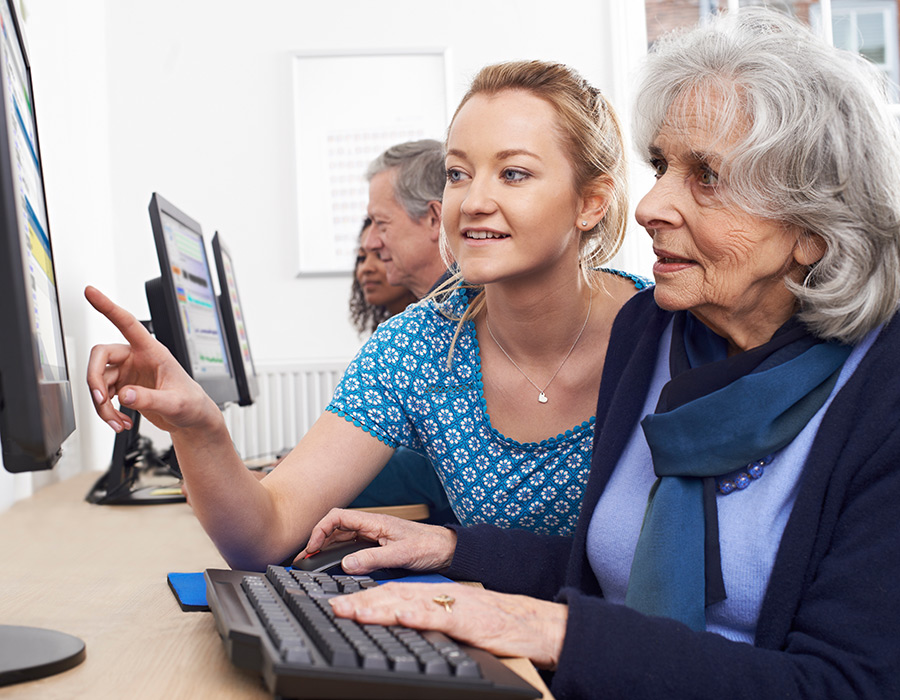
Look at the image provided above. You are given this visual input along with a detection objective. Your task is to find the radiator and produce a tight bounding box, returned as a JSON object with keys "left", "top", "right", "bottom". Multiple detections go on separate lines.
{"left": 222, "top": 360, "right": 349, "bottom": 461}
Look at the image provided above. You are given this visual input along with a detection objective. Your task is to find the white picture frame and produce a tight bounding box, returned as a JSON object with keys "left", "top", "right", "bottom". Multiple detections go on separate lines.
{"left": 291, "top": 49, "right": 450, "bottom": 275}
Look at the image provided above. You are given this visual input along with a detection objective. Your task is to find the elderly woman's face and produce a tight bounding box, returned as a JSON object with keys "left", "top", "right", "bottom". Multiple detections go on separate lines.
{"left": 634, "top": 97, "right": 819, "bottom": 352}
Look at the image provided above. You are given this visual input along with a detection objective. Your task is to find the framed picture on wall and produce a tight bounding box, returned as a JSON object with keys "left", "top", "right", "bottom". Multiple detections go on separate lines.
{"left": 292, "top": 50, "right": 450, "bottom": 275}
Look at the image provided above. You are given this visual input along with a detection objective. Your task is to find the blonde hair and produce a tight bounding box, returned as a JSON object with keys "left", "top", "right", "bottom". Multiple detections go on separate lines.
{"left": 436, "top": 60, "right": 629, "bottom": 363}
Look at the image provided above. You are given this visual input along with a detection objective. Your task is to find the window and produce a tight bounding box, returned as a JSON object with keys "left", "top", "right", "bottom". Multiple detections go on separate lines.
{"left": 645, "top": 1, "right": 818, "bottom": 46}
{"left": 643, "top": 0, "right": 900, "bottom": 102}
{"left": 812, "top": 1, "right": 900, "bottom": 99}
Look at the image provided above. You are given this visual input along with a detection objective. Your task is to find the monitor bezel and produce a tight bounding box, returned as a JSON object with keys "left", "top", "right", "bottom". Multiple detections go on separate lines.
{"left": 0, "top": 0, "right": 75, "bottom": 473}
{"left": 212, "top": 231, "right": 258, "bottom": 407}
{"left": 146, "top": 192, "right": 238, "bottom": 408}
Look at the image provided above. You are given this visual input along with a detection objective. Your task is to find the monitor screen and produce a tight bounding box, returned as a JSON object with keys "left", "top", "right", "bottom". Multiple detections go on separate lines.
{"left": 146, "top": 193, "right": 238, "bottom": 408}
{"left": 212, "top": 232, "right": 258, "bottom": 406}
{"left": 0, "top": 0, "right": 86, "bottom": 683}
{"left": 0, "top": 0, "right": 75, "bottom": 473}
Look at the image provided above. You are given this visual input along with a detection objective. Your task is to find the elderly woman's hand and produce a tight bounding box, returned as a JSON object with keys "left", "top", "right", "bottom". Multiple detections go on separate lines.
{"left": 84, "top": 285, "right": 221, "bottom": 435}
{"left": 298, "top": 508, "right": 458, "bottom": 574}
{"left": 329, "top": 582, "right": 568, "bottom": 670}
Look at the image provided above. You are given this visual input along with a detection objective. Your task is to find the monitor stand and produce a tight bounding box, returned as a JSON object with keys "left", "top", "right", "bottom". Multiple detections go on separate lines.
{"left": 85, "top": 408, "right": 186, "bottom": 505}
{"left": 0, "top": 624, "right": 85, "bottom": 686}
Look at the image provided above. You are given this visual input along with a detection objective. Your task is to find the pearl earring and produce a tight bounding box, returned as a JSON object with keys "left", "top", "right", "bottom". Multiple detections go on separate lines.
{"left": 581, "top": 221, "right": 588, "bottom": 227}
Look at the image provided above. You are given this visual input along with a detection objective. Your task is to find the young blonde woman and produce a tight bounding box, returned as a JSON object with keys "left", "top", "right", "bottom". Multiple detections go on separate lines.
{"left": 85, "top": 60, "right": 647, "bottom": 571}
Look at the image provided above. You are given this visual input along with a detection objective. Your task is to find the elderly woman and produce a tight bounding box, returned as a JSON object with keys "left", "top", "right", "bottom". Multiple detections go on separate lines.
{"left": 307, "top": 10, "right": 900, "bottom": 698}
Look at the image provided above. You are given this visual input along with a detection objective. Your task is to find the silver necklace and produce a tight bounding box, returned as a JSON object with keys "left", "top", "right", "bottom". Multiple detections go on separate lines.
{"left": 485, "top": 293, "right": 593, "bottom": 404}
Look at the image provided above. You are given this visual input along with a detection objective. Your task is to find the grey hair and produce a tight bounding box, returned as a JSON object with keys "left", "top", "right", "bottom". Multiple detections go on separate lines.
{"left": 633, "top": 8, "right": 900, "bottom": 343}
{"left": 366, "top": 139, "right": 446, "bottom": 220}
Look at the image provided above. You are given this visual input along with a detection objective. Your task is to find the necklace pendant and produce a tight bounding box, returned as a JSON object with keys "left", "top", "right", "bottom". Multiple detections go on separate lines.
{"left": 538, "top": 392, "right": 548, "bottom": 404}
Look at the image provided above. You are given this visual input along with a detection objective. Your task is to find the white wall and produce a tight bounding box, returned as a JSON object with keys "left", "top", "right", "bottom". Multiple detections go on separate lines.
{"left": 3, "top": 0, "right": 652, "bottom": 507}
{"left": 99, "top": 0, "right": 653, "bottom": 360}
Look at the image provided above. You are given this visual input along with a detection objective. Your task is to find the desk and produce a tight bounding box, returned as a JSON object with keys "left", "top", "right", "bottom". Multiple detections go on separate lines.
{"left": 0, "top": 472, "right": 553, "bottom": 699}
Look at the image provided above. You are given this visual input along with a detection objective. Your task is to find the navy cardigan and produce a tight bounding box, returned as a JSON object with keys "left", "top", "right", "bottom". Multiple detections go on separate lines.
{"left": 447, "top": 289, "right": 900, "bottom": 699}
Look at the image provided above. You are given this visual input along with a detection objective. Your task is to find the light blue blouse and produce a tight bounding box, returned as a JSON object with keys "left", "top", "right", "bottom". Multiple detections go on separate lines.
{"left": 328, "top": 272, "right": 649, "bottom": 536}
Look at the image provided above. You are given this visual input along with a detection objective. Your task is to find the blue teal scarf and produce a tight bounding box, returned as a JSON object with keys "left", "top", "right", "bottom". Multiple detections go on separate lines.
{"left": 624, "top": 312, "right": 852, "bottom": 630}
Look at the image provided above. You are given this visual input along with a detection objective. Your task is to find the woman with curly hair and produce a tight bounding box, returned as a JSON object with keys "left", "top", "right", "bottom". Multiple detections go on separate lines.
{"left": 349, "top": 218, "right": 417, "bottom": 336}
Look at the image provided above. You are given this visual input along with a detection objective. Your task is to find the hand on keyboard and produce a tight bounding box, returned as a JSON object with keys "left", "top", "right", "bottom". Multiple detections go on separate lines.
{"left": 204, "top": 566, "right": 541, "bottom": 699}
{"left": 301, "top": 508, "right": 458, "bottom": 574}
{"left": 329, "top": 579, "right": 570, "bottom": 671}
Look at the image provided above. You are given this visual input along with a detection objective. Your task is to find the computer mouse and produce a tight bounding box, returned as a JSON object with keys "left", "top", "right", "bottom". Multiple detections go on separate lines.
{"left": 292, "top": 540, "right": 379, "bottom": 573}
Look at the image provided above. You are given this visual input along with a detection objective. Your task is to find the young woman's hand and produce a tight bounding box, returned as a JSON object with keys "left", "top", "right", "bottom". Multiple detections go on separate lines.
{"left": 299, "top": 508, "right": 458, "bottom": 574}
{"left": 84, "top": 285, "right": 221, "bottom": 436}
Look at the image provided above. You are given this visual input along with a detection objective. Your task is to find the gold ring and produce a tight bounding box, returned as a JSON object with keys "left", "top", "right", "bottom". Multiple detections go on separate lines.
{"left": 432, "top": 594, "right": 455, "bottom": 613}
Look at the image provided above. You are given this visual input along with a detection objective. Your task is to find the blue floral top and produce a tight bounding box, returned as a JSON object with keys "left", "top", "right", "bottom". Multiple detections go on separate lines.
{"left": 327, "top": 270, "right": 650, "bottom": 535}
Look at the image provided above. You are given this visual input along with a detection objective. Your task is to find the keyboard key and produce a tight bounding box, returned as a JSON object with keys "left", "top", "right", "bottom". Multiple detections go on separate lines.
{"left": 387, "top": 651, "right": 419, "bottom": 673}
{"left": 282, "top": 644, "right": 312, "bottom": 665}
{"left": 358, "top": 649, "right": 389, "bottom": 670}
{"left": 421, "top": 653, "right": 451, "bottom": 676}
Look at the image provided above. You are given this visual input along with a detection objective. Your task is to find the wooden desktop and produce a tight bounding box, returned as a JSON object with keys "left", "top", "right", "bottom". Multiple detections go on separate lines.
{"left": 0, "top": 471, "right": 552, "bottom": 699}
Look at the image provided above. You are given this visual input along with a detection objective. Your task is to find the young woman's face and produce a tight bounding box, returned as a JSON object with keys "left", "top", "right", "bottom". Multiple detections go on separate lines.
{"left": 442, "top": 90, "right": 588, "bottom": 287}
{"left": 355, "top": 226, "right": 413, "bottom": 309}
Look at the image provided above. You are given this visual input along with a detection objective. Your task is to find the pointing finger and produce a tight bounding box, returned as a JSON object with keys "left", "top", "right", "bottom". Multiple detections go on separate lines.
{"left": 84, "top": 286, "right": 155, "bottom": 348}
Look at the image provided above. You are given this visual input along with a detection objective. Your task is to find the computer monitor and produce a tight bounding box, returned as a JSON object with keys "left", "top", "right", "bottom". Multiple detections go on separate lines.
{"left": 212, "top": 232, "right": 259, "bottom": 406}
{"left": 0, "top": 0, "right": 86, "bottom": 684}
{"left": 146, "top": 193, "right": 239, "bottom": 408}
{"left": 86, "top": 195, "right": 240, "bottom": 505}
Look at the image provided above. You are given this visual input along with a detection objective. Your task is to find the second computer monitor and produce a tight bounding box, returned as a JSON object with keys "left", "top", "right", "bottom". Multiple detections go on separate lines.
{"left": 146, "top": 192, "right": 238, "bottom": 408}
{"left": 212, "top": 232, "right": 258, "bottom": 406}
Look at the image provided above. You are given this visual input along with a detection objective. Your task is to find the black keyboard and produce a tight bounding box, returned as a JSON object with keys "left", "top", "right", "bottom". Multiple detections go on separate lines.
{"left": 205, "top": 566, "right": 541, "bottom": 699}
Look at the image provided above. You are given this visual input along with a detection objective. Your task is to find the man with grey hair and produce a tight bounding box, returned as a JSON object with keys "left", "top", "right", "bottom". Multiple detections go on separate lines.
{"left": 349, "top": 139, "right": 456, "bottom": 525}
{"left": 364, "top": 139, "right": 448, "bottom": 299}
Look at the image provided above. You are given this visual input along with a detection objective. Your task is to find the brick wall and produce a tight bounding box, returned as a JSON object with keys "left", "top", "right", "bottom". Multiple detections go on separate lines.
{"left": 645, "top": 0, "right": 704, "bottom": 44}
{"left": 645, "top": 0, "right": 816, "bottom": 45}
